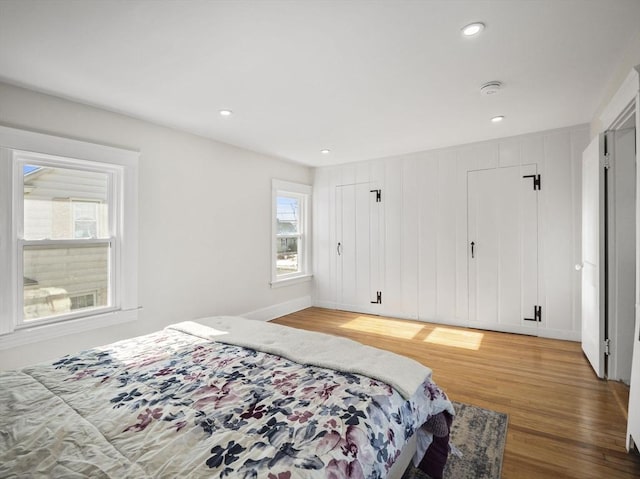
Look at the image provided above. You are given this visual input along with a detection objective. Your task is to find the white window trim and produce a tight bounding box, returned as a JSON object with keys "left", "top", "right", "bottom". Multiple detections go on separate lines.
{"left": 271, "top": 179, "right": 312, "bottom": 287}
{"left": 0, "top": 125, "right": 139, "bottom": 350}
{"left": 15, "top": 152, "right": 118, "bottom": 328}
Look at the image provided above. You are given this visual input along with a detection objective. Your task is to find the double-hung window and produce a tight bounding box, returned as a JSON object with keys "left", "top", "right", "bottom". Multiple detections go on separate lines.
{"left": 271, "top": 179, "right": 312, "bottom": 286}
{"left": 0, "top": 126, "right": 139, "bottom": 347}
{"left": 19, "top": 157, "right": 113, "bottom": 322}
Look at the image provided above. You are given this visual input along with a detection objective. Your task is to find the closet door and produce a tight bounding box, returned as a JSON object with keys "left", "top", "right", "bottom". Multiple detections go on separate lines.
{"left": 336, "top": 183, "right": 380, "bottom": 313}
{"left": 468, "top": 165, "right": 539, "bottom": 331}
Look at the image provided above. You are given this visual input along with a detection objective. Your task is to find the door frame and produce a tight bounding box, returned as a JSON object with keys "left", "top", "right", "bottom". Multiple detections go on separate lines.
{"left": 597, "top": 67, "right": 639, "bottom": 452}
{"left": 601, "top": 77, "right": 638, "bottom": 381}
{"left": 606, "top": 126, "right": 637, "bottom": 382}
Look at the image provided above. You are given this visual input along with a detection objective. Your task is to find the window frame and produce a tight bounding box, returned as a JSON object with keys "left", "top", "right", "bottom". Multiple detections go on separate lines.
{"left": 16, "top": 152, "right": 117, "bottom": 327}
{"left": 0, "top": 125, "right": 139, "bottom": 349}
{"left": 271, "top": 179, "right": 312, "bottom": 287}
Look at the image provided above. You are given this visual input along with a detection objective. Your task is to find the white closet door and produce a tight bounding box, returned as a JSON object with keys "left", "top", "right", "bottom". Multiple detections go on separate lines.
{"left": 581, "top": 135, "right": 606, "bottom": 378}
{"left": 520, "top": 165, "right": 539, "bottom": 327}
{"left": 336, "top": 183, "right": 378, "bottom": 312}
{"left": 468, "top": 165, "right": 538, "bottom": 330}
{"left": 468, "top": 168, "right": 500, "bottom": 324}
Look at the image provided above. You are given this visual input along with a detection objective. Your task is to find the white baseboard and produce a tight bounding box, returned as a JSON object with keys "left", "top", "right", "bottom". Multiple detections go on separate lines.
{"left": 316, "top": 301, "right": 383, "bottom": 316}
{"left": 242, "top": 296, "right": 312, "bottom": 322}
{"left": 314, "top": 300, "right": 337, "bottom": 310}
{"left": 311, "top": 301, "right": 581, "bottom": 342}
{"left": 413, "top": 317, "right": 580, "bottom": 342}
{"left": 536, "top": 328, "right": 581, "bottom": 342}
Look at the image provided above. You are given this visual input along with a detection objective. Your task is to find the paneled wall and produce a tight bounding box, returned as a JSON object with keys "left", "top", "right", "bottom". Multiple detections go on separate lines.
{"left": 313, "top": 125, "right": 589, "bottom": 340}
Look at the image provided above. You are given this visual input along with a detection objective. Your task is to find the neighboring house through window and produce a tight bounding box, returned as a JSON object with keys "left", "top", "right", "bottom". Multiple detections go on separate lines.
{"left": 72, "top": 200, "right": 100, "bottom": 239}
{"left": 21, "top": 165, "right": 111, "bottom": 321}
{"left": 271, "top": 179, "right": 312, "bottom": 286}
{"left": 0, "top": 126, "right": 139, "bottom": 348}
{"left": 69, "top": 292, "right": 97, "bottom": 310}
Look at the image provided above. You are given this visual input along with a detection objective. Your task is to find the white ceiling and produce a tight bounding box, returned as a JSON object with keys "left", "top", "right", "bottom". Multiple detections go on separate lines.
{"left": 1, "top": 1, "right": 639, "bottom": 167}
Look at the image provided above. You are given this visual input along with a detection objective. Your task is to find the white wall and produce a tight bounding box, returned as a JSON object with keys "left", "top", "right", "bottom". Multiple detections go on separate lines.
{"left": 0, "top": 82, "right": 313, "bottom": 369}
{"left": 314, "top": 125, "right": 589, "bottom": 340}
{"left": 591, "top": 32, "right": 640, "bottom": 137}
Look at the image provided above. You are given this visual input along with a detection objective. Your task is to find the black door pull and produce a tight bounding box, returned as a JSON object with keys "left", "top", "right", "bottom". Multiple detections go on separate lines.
{"left": 470, "top": 241, "right": 475, "bottom": 258}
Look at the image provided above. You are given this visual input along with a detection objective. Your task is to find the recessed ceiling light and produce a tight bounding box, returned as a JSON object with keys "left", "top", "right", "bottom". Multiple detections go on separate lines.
{"left": 462, "top": 22, "right": 485, "bottom": 36}
{"left": 491, "top": 115, "right": 505, "bottom": 123}
{"left": 219, "top": 109, "right": 233, "bottom": 117}
{"left": 320, "top": 149, "right": 331, "bottom": 154}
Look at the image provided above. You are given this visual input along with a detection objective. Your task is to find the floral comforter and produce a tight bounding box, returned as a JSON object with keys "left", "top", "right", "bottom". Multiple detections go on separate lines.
{"left": 0, "top": 321, "right": 453, "bottom": 478}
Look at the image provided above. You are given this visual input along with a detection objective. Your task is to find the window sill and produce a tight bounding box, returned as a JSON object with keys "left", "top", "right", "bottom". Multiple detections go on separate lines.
{"left": 270, "top": 274, "right": 313, "bottom": 289}
{"left": 0, "top": 308, "right": 140, "bottom": 351}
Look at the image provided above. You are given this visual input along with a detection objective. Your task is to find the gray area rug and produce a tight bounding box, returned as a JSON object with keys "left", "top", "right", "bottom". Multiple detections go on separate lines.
{"left": 402, "top": 401, "right": 508, "bottom": 479}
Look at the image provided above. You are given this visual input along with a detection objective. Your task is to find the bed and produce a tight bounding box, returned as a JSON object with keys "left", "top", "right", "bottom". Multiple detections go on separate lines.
{"left": 0, "top": 316, "right": 455, "bottom": 478}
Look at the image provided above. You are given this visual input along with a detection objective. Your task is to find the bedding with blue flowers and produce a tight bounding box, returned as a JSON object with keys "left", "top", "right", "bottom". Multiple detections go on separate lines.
{"left": 0, "top": 318, "right": 453, "bottom": 478}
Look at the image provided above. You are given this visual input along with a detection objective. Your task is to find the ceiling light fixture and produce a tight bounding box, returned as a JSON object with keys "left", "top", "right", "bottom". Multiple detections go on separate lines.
{"left": 461, "top": 22, "right": 485, "bottom": 36}
{"left": 320, "top": 149, "right": 331, "bottom": 154}
{"left": 491, "top": 115, "right": 505, "bottom": 123}
{"left": 219, "top": 109, "right": 233, "bottom": 117}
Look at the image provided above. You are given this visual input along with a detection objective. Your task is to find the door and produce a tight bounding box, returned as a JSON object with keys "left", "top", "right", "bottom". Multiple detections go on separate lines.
{"left": 609, "top": 127, "right": 636, "bottom": 382}
{"left": 581, "top": 134, "right": 606, "bottom": 378}
{"left": 468, "top": 165, "right": 539, "bottom": 330}
{"left": 336, "top": 183, "right": 381, "bottom": 312}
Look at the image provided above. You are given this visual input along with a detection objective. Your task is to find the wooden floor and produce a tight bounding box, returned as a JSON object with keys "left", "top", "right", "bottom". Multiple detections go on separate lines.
{"left": 273, "top": 307, "right": 640, "bottom": 479}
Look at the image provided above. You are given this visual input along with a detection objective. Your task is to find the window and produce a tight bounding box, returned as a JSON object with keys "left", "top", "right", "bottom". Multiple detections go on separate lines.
{"left": 271, "top": 180, "right": 312, "bottom": 286}
{"left": 72, "top": 200, "right": 100, "bottom": 239}
{"left": 0, "top": 126, "right": 139, "bottom": 347}
{"left": 21, "top": 162, "right": 112, "bottom": 323}
{"left": 69, "top": 292, "right": 97, "bottom": 311}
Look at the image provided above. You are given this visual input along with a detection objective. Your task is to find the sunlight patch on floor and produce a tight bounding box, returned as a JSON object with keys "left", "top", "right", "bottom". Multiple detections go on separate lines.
{"left": 424, "top": 327, "right": 484, "bottom": 350}
{"left": 338, "top": 315, "right": 425, "bottom": 339}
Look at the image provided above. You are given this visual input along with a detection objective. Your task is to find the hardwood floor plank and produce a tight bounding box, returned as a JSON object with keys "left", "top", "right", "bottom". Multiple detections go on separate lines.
{"left": 273, "top": 307, "right": 640, "bottom": 478}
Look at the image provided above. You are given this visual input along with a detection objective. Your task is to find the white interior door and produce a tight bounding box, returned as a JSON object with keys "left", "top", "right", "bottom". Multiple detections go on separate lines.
{"left": 468, "top": 165, "right": 539, "bottom": 330}
{"left": 336, "top": 183, "right": 380, "bottom": 312}
{"left": 581, "top": 135, "right": 606, "bottom": 378}
{"left": 609, "top": 127, "right": 636, "bottom": 382}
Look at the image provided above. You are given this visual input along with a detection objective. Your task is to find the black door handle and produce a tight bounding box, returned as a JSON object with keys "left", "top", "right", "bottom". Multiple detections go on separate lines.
{"left": 470, "top": 241, "right": 475, "bottom": 258}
